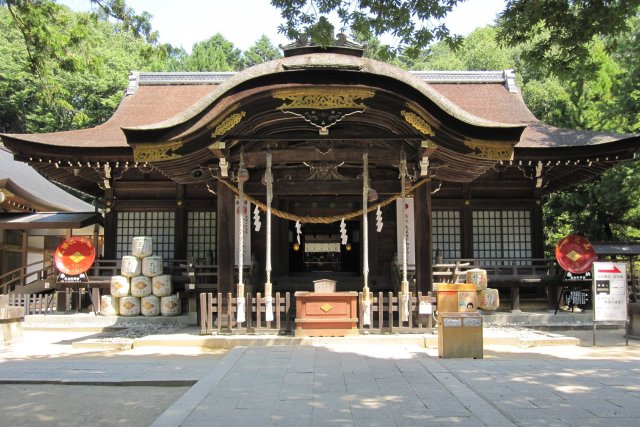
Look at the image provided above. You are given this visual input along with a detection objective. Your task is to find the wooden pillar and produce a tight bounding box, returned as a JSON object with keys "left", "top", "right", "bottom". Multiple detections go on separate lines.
{"left": 174, "top": 184, "right": 187, "bottom": 260}
{"left": 103, "top": 188, "right": 117, "bottom": 259}
{"left": 413, "top": 181, "right": 432, "bottom": 294}
{"left": 461, "top": 184, "right": 473, "bottom": 258}
{"left": 217, "top": 180, "right": 235, "bottom": 297}
{"left": 531, "top": 196, "right": 545, "bottom": 259}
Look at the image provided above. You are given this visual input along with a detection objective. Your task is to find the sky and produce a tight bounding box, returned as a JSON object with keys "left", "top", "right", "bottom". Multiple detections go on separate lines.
{"left": 59, "top": 0, "right": 507, "bottom": 52}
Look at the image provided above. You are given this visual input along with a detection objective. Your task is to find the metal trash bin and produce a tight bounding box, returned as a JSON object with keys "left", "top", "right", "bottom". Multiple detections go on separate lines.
{"left": 438, "top": 312, "right": 483, "bottom": 359}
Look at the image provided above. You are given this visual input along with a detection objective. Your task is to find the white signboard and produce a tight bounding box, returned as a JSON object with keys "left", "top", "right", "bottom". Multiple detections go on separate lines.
{"left": 592, "top": 262, "right": 627, "bottom": 322}
{"left": 396, "top": 198, "right": 415, "bottom": 266}
{"left": 234, "top": 198, "right": 251, "bottom": 266}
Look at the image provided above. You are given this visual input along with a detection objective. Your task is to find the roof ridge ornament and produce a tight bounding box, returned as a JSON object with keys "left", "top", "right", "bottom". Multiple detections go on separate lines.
{"left": 280, "top": 32, "right": 365, "bottom": 57}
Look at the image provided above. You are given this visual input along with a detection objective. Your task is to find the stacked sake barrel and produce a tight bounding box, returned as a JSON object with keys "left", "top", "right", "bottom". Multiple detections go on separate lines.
{"left": 102, "top": 236, "right": 180, "bottom": 317}
{"left": 466, "top": 268, "right": 500, "bottom": 311}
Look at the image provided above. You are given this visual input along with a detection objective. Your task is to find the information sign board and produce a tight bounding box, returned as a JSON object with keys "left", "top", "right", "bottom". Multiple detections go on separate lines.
{"left": 592, "top": 262, "right": 627, "bottom": 322}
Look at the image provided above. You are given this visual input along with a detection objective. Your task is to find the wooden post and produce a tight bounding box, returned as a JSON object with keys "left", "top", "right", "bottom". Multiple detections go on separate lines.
{"left": 217, "top": 180, "right": 235, "bottom": 297}
{"left": 413, "top": 181, "right": 432, "bottom": 293}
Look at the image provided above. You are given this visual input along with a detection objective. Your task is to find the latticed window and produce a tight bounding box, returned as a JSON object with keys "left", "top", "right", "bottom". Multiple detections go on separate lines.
{"left": 432, "top": 210, "right": 461, "bottom": 261}
{"left": 116, "top": 211, "right": 175, "bottom": 259}
{"left": 187, "top": 211, "right": 216, "bottom": 263}
{"left": 472, "top": 210, "right": 531, "bottom": 262}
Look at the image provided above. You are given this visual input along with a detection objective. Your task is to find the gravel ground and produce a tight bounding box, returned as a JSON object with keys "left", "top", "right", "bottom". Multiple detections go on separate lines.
{"left": 0, "top": 384, "right": 189, "bottom": 427}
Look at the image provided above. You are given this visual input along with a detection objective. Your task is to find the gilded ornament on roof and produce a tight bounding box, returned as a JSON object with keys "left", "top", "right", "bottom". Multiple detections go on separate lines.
{"left": 133, "top": 141, "right": 184, "bottom": 163}
{"left": 464, "top": 140, "right": 514, "bottom": 161}
{"left": 273, "top": 88, "right": 375, "bottom": 109}
{"left": 401, "top": 111, "right": 436, "bottom": 136}
{"left": 211, "top": 111, "right": 246, "bottom": 137}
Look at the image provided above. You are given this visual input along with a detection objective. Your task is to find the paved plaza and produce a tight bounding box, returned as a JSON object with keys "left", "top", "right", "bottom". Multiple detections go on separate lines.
{"left": 1, "top": 324, "right": 639, "bottom": 426}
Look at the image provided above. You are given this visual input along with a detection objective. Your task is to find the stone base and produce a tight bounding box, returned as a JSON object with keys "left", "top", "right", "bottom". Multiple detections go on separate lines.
{"left": 1, "top": 318, "right": 24, "bottom": 345}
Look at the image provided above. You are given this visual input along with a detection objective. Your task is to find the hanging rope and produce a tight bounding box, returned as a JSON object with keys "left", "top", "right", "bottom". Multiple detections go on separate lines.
{"left": 237, "top": 154, "right": 245, "bottom": 289}
{"left": 400, "top": 150, "right": 408, "bottom": 285}
{"left": 362, "top": 152, "right": 369, "bottom": 291}
{"left": 265, "top": 151, "right": 273, "bottom": 285}
{"left": 217, "top": 175, "right": 430, "bottom": 224}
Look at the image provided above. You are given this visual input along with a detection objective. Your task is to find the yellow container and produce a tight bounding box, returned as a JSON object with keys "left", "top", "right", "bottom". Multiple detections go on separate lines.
{"left": 436, "top": 283, "right": 478, "bottom": 314}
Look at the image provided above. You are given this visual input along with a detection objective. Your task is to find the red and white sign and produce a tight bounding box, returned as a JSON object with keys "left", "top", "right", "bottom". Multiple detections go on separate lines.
{"left": 54, "top": 237, "right": 96, "bottom": 276}
{"left": 592, "top": 261, "right": 627, "bottom": 322}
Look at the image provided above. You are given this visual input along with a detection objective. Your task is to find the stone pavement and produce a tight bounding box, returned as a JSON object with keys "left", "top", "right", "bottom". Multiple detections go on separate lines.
{"left": 150, "top": 334, "right": 640, "bottom": 427}
{"left": 2, "top": 316, "right": 640, "bottom": 426}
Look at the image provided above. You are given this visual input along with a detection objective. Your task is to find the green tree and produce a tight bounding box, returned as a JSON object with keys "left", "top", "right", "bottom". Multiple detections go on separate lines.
{"left": 409, "top": 26, "right": 514, "bottom": 71}
{"left": 243, "top": 35, "right": 282, "bottom": 67}
{"left": 271, "top": 0, "right": 464, "bottom": 59}
{"left": 183, "top": 33, "right": 245, "bottom": 72}
{"left": 0, "top": 5, "right": 175, "bottom": 133}
{"left": 497, "top": 0, "right": 640, "bottom": 77}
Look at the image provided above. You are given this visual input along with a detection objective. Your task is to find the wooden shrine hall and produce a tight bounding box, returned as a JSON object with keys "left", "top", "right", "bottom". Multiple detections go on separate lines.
{"left": 2, "top": 37, "right": 639, "bottom": 309}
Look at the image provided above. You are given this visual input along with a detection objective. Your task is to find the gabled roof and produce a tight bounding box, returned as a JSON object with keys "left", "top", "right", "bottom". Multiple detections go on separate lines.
{"left": 0, "top": 146, "right": 93, "bottom": 212}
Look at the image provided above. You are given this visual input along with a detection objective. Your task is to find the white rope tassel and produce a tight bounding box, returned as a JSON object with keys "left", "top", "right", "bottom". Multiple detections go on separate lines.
{"left": 265, "top": 295, "right": 274, "bottom": 322}
{"left": 363, "top": 298, "right": 371, "bottom": 326}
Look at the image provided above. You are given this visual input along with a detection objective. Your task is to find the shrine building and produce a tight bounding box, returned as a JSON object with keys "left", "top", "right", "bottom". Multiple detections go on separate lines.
{"left": 2, "top": 38, "right": 639, "bottom": 307}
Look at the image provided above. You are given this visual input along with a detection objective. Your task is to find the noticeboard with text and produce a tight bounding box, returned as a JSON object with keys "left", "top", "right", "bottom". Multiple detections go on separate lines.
{"left": 592, "top": 262, "right": 627, "bottom": 322}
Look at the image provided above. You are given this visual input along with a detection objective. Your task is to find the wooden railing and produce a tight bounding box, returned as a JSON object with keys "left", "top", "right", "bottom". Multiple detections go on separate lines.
{"left": 0, "top": 261, "right": 56, "bottom": 294}
{"left": 198, "top": 291, "right": 436, "bottom": 335}
{"left": 434, "top": 258, "right": 558, "bottom": 283}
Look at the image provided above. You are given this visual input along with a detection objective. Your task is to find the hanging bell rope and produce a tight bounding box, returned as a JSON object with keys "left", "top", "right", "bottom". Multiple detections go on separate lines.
{"left": 362, "top": 152, "right": 370, "bottom": 292}
{"left": 217, "top": 175, "right": 430, "bottom": 224}
{"left": 265, "top": 151, "right": 273, "bottom": 286}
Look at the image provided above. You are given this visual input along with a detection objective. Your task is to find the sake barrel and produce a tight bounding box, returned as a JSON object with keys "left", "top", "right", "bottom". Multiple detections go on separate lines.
{"left": 466, "top": 268, "right": 488, "bottom": 291}
{"left": 100, "top": 295, "right": 119, "bottom": 316}
{"left": 119, "top": 296, "right": 141, "bottom": 316}
{"left": 142, "top": 256, "right": 163, "bottom": 277}
{"left": 121, "top": 255, "right": 141, "bottom": 277}
{"left": 141, "top": 295, "right": 160, "bottom": 317}
{"left": 131, "top": 236, "right": 153, "bottom": 258}
{"left": 130, "top": 275, "right": 152, "bottom": 297}
{"left": 161, "top": 294, "right": 181, "bottom": 316}
{"left": 152, "top": 275, "right": 172, "bottom": 297}
{"left": 478, "top": 288, "right": 500, "bottom": 310}
{"left": 110, "top": 275, "right": 130, "bottom": 297}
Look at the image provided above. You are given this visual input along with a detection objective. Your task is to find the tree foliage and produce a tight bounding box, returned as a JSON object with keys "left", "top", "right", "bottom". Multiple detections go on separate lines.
{"left": 497, "top": 0, "right": 640, "bottom": 77}
{"left": 270, "top": 0, "right": 464, "bottom": 59}
{"left": 0, "top": 4, "right": 175, "bottom": 133}
{"left": 243, "top": 35, "right": 282, "bottom": 68}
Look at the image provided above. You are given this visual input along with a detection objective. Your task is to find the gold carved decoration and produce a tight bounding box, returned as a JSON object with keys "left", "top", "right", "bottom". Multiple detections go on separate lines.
{"left": 133, "top": 141, "right": 183, "bottom": 163}
{"left": 464, "top": 140, "right": 514, "bottom": 161}
{"left": 273, "top": 88, "right": 375, "bottom": 110}
{"left": 211, "top": 111, "right": 246, "bottom": 138}
{"left": 401, "top": 111, "right": 435, "bottom": 136}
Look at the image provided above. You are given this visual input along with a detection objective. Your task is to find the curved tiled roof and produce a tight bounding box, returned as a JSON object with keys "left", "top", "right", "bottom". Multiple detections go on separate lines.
{"left": 1, "top": 54, "right": 636, "bottom": 152}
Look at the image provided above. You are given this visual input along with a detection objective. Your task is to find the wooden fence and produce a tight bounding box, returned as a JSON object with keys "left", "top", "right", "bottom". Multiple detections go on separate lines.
{"left": 199, "top": 291, "right": 435, "bottom": 335}
{"left": 8, "top": 293, "right": 57, "bottom": 315}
